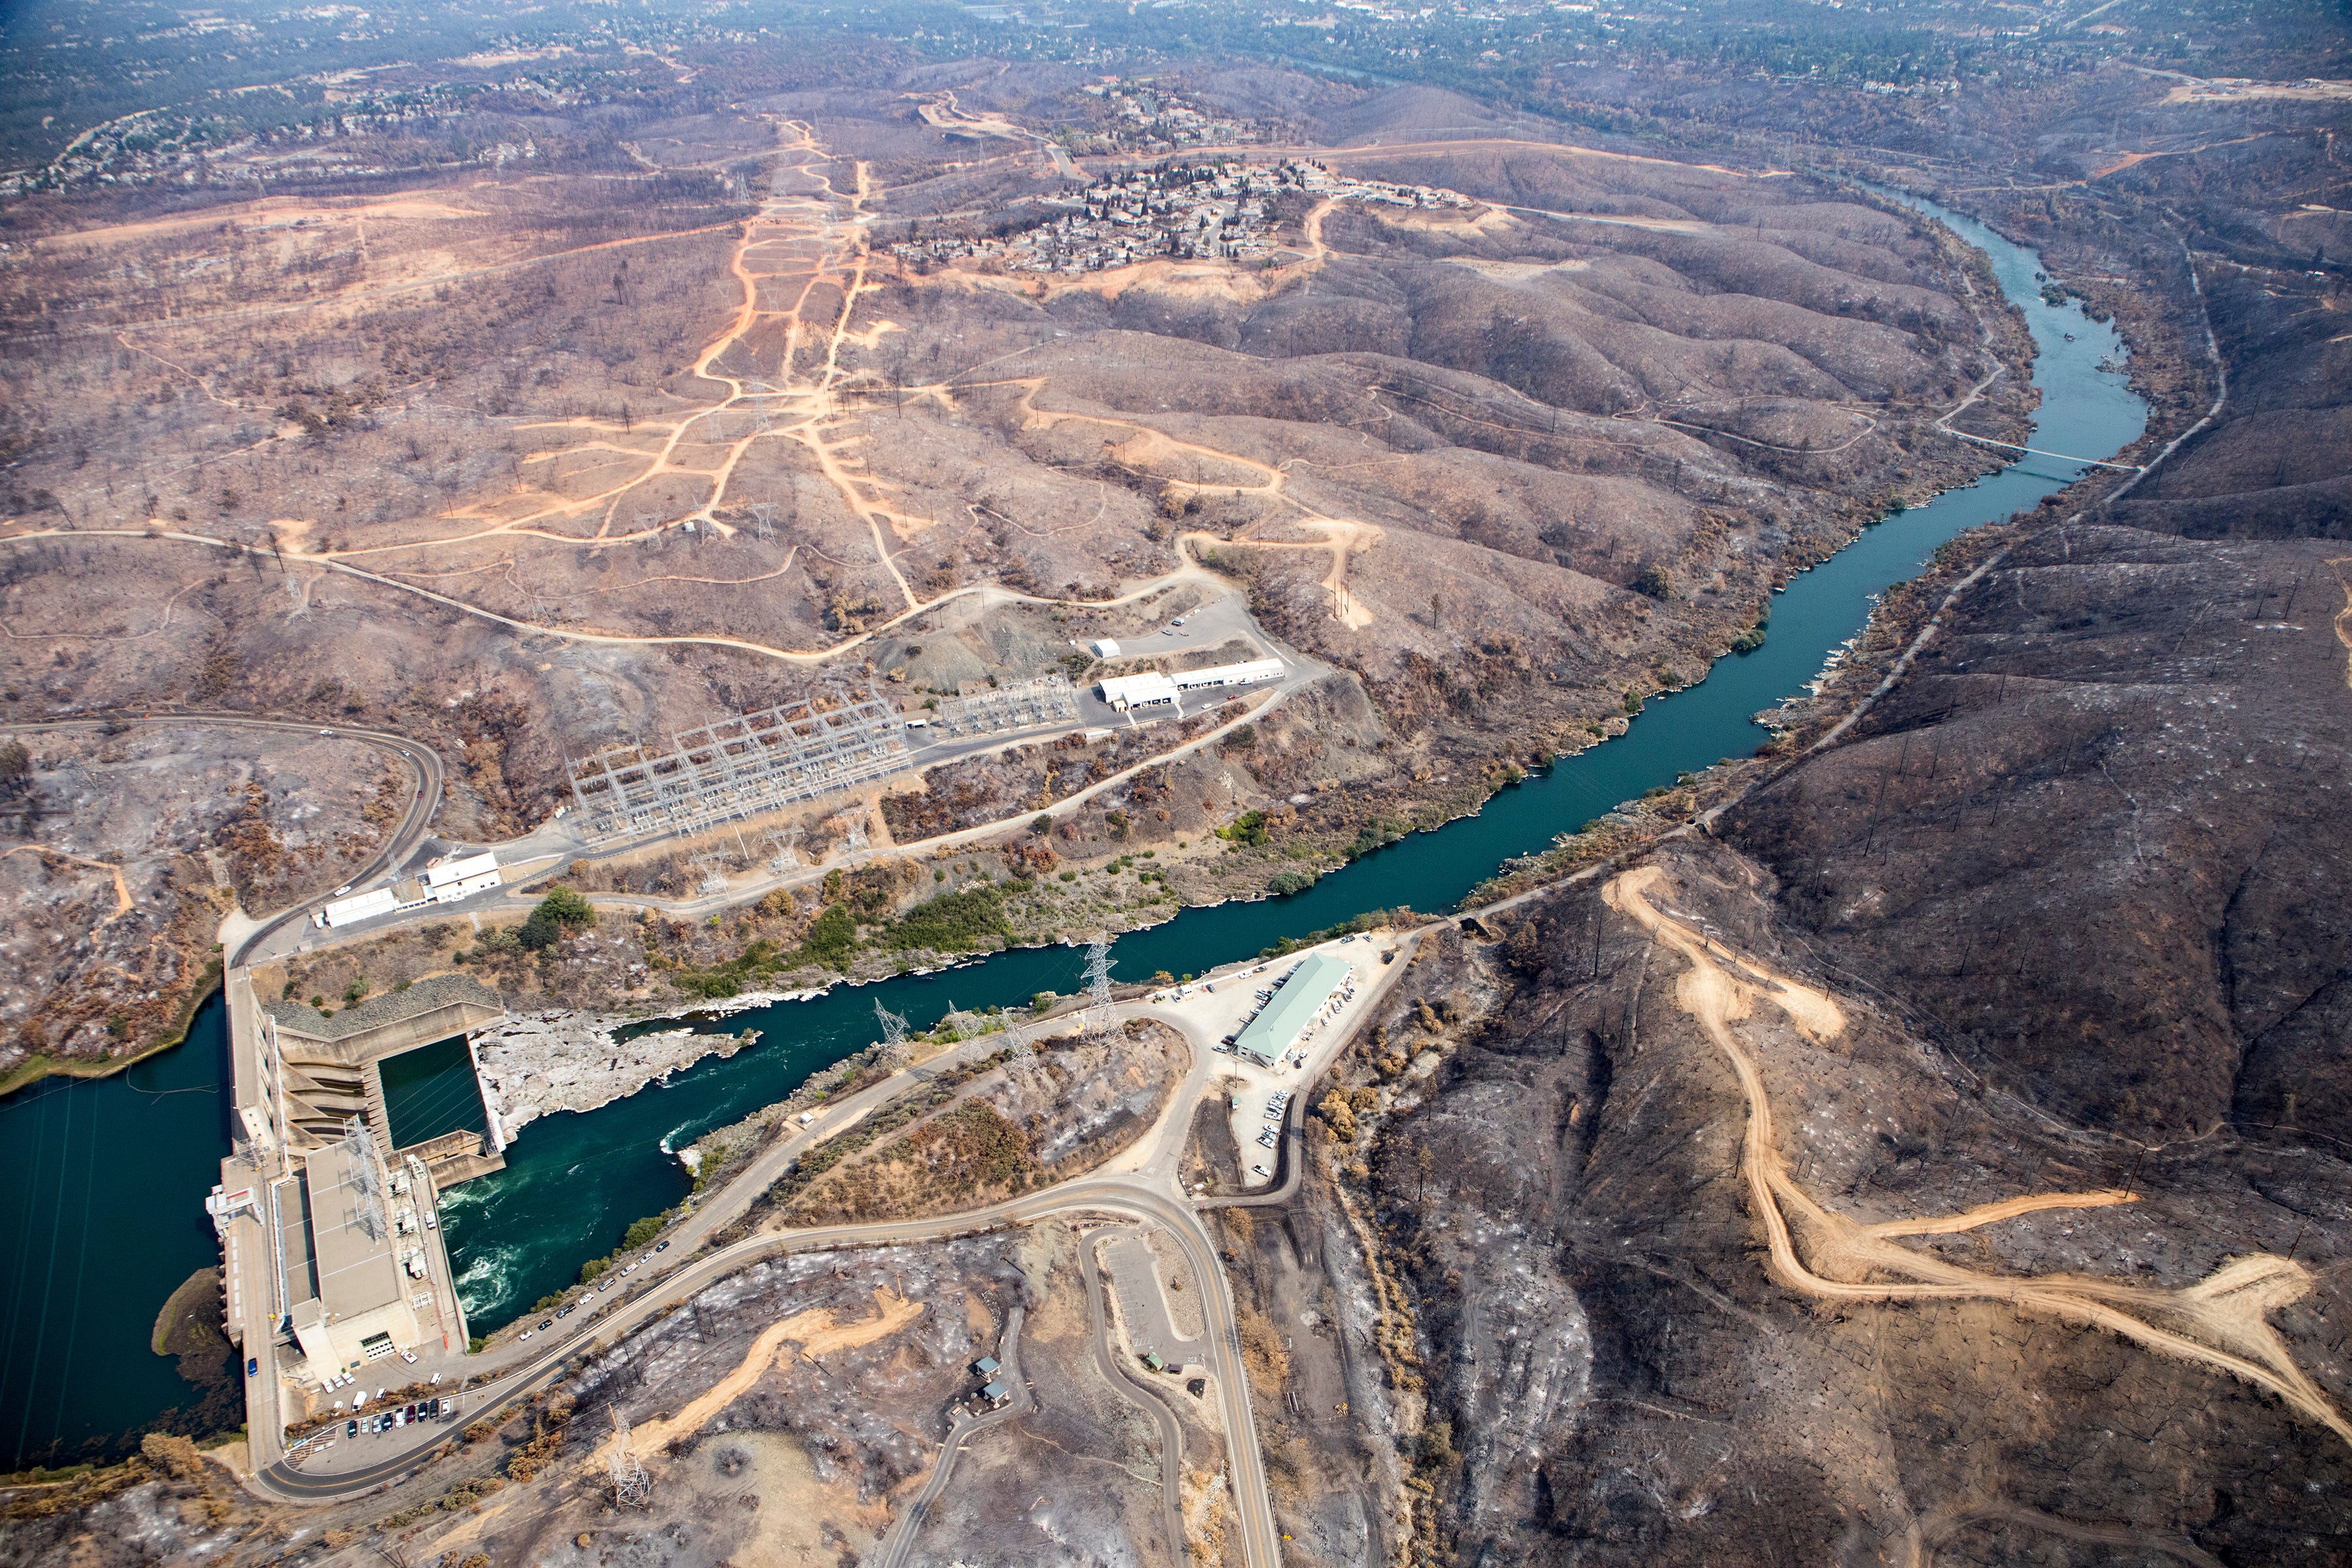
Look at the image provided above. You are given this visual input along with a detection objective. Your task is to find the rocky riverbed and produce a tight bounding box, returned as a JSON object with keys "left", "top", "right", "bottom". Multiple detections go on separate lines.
{"left": 472, "top": 1010, "right": 759, "bottom": 1142}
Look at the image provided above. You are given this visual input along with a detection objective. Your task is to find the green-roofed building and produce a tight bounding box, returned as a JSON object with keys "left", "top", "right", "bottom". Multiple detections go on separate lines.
{"left": 1232, "top": 950, "right": 1354, "bottom": 1066}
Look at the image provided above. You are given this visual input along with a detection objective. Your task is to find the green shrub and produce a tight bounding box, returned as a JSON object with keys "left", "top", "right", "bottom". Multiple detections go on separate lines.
{"left": 1218, "top": 810, "right": 1269, "bottom": 847}
{"left": 621, "top": 1213, "right": 667, "bottom": 1250}
{"left": 798, "top": 904, "right": 857, "bottom": 964}
{"left": 534, "top": 887, "right": 596, "bottom": 927}
{"left": 885, "top": 885, "right": 1011, "bottom": 953}
{"left": 1267, "top": 870, "right": 1315, "bottom": 896}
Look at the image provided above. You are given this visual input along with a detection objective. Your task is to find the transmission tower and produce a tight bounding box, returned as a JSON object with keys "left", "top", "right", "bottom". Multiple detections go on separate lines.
{"left": 608, "top": 1409, "right": 651, "bottom": 1509}
{"left": 1084, "top": 934, "right": 1115, "bottom": 1034}
{"left": 939, "top": 1000, "right": 986, "bottom": 1044}
{"left": 765, "top": 826, "right": 804, "bottom": 871}
{"left": 874, "top": 999, "right": 910, "bottom": 1060}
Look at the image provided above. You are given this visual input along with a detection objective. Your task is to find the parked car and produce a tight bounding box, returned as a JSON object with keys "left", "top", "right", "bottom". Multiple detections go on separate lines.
{"left": 655, "top": 1240, "right": 670, "bottom": 1252}
{"left": 246, "top": 1357, "right": 258, "bottom": 1377}
{"left": 346, "top": 1420, "right": 357, "bottom": 1439}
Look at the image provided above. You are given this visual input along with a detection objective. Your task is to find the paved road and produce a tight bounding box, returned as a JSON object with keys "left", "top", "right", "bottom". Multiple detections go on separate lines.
{"left": 243, "top": 976, "right": 1280, "bottom": 1546}
{"left": 7, "top": 709, "right": 446, "bottom": 966}
{"left": 238, "top": 572, "right": 1328, "bottom": 966}
{"left": 872, "top": 1304, "right": 1030, "bottom": 1568}
{"left": 1081, "top": 1228, "right": 1186, "bottom": 1559}
{"left": 249, "top": 931, "right": 1427, "bottom": 1564}
{"left": 256, "top": 1173, "right": 1277, "bottom": 1562}
{"left": 1201, "top": 928, "right": 1428, "bottom": 1212}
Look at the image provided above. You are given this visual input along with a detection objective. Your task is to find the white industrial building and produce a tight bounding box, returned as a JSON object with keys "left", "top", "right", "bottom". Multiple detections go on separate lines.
{"left": 1096, "top": 671, "right": 1182, "bottom": 711}
{"left": 320, "top": 887, "right": 400, "bottom": 928}
{"left": 425, "top": 851, "right": 502, "bottom": 903}
{"left": 1232, "top": 951, "right": 1354, "bottom": 1066}
{"left": 1095, "top": 657, "right": 1284, "bottom": 711}
{"left": 1173, "top": 657, "right": 1283, "bottom": 691}
{"left": 319, "top": 852, "right": 502, "bottom": 928}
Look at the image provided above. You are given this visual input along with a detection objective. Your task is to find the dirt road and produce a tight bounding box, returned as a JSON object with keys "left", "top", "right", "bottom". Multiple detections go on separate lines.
{"left": 1603, "top": 865, "right": 2351, "bottom": 1448}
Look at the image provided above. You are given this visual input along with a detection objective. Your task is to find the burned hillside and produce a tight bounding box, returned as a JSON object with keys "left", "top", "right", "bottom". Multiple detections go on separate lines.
{"left": 1335, "top": 842, "right": 2350, "bottom": 1566}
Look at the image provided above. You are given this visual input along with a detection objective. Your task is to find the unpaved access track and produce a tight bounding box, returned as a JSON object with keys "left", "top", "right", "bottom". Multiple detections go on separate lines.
{"left": 1603, "top": 864, "right": 2352, "bottom": 1449}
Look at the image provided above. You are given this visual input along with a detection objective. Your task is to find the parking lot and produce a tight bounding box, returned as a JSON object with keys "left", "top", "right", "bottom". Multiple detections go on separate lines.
{"left": 283, "top": 1387, "right": 459, "bottom": 1467}
{"left": 1134, "top": 933, "right": 1396, "bottom": 1188}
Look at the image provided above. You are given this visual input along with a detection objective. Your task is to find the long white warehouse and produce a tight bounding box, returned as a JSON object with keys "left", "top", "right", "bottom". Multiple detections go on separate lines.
{"left": 1173, "top": 657, "right": 1283, "bottom": 691}
{"left": 1096, "top": 657, "right": 1284, "bottom": 711}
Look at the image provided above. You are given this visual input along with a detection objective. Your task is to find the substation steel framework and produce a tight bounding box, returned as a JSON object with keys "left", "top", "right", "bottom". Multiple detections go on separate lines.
{"left": 566, "top": 686, "right": 913, "bottom": 840}
{"left": 932, "top": 672, "right": 1079, "bottom": 738}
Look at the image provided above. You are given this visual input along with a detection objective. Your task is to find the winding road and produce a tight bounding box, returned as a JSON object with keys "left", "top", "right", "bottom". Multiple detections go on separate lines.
{"left": 870, "top": 1304, "right": 1032, "bottom": 1568}
{"left": 249, "top": 925, "right": 1429, "bottom": 1558}
{"left": 1079, "top": 1228, "right": 1188, "bottom": 1559}
{"left": 255, "top": 1173, "right": 1282, "bottom": 1560}
{"left": 7, "top": 710, "right": 444, "bottom": 966}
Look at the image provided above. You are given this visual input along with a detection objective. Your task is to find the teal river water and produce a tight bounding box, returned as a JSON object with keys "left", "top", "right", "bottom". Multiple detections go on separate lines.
{"left": 0, "top": 194, "right": 2144, "bottom": 1470}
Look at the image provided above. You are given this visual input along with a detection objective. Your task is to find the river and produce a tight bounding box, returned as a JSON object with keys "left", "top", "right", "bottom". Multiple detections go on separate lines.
{"left": 0, "top": 191, "right": 2144, "bottom": 1470}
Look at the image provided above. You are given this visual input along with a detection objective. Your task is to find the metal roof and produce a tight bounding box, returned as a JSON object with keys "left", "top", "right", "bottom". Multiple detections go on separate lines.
{"left": 1096, "top": 672, "right": 1180, "bottom": 708}
{"left": 1232, "top": 950, "right": 1354, "bottom": 1064}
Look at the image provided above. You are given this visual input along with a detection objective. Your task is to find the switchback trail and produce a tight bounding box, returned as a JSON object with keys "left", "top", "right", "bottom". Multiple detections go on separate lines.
{"left": 1603, "top": 866, "right": 2351, "bottom": 1448}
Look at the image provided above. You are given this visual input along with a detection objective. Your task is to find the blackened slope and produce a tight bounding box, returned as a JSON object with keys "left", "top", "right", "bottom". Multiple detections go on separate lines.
{"left": 1720, "top": 522, "right": 2352, "bottom": 1136}
{"left": 2107, "top": 266, "right": 2352, "bottom": 542}
{"left": 1367, "top": 847, "right": 2351, "bottom": 1567}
